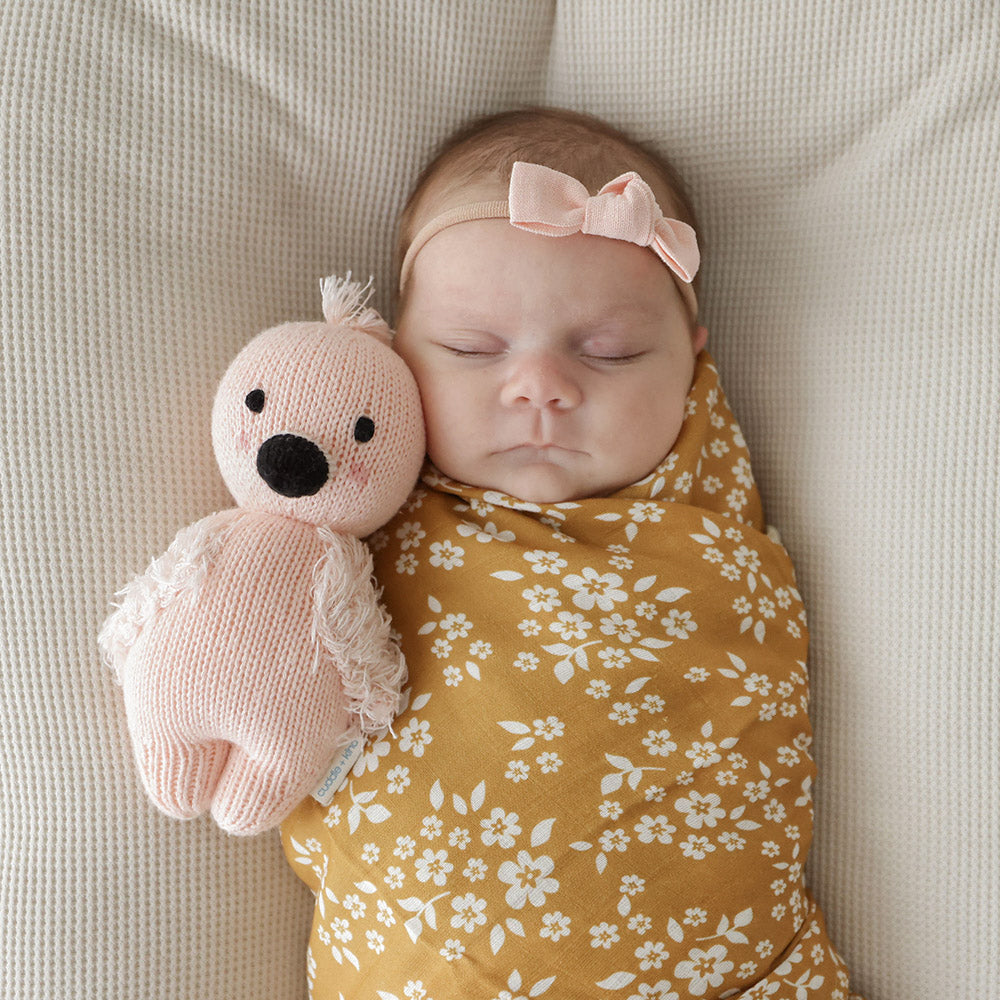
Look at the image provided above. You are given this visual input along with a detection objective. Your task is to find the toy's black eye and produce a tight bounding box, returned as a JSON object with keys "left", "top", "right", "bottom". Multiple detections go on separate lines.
{"left": 245, "top": 389, "right": 265, "bottom": 413}
{"left": 353, "top": 416, "right": 375, "bottom": 443}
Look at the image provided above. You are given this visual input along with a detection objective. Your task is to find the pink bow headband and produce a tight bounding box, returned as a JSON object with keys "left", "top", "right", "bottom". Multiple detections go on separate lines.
{"left": 399, "top": 161, "right": 700, "bottom": 319}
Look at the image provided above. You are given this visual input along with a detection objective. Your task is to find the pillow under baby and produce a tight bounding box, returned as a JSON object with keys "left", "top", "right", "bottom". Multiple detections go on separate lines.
{"left": 99, "top": 275, "right": 425, "bottom": 836}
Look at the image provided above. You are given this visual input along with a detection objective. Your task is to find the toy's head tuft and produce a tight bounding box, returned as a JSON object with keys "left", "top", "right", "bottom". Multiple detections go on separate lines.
{"left": 212, "top": 276, "right": 425, "bottom": 535}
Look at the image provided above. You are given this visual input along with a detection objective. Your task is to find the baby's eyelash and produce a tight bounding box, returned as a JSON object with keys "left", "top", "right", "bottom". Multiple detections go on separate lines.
{"left": 584, "top": 352, "right": 647, "bottom": 364}
{"left": 444, "top": 346, "right": 498, "bottom": 358}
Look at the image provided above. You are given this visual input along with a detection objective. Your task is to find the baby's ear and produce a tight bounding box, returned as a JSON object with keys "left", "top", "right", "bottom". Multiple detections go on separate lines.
{"left": 692, "top": 324, "right": 709, "bottom": 354}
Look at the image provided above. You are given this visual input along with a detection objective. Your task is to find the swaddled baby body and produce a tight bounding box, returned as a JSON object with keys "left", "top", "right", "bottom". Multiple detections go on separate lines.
{"left": 283, "top": 107, "right": 862, "bottom": 1000}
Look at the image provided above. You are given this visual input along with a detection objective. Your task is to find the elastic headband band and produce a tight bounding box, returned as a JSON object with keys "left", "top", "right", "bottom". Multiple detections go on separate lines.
{"left": 399, "top": 161, "right": 700, "bottom": 320}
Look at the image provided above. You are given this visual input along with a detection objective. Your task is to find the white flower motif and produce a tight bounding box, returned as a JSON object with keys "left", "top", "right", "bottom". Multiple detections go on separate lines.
{"left": 599, "top": 828, "right": 631, "bottom": 853}
{"left": 431, "top": 637, "right": 452, "bottom": 659}
{"left": 440, "top": 939, "right": 465, "bottom": 961}
{"left": 384, "top": 866, "right": 404, "bottom": 889}
{"left": 449, "top": 826, "right": 471, "bottom": 849}
{"left": 398, "top": 718, "right": 433, "bottom": 757}
{"left": 674, "top": 944, "right": 734, "bottom": 996}
{"left": 518, "top": 618, "right": 542, "bottom": 636}
{"left": 441, "top": 612, "right": 472, "bottom": 639}
{"left": 536, "top": 752, "right": 562, "bottom": 773}
{"left": 599, "top": 614, "right": 640, "bottom": 642}
{"left": 620, "top": 874, "right": 646, "bottom": 896}
{"left": 598, "top": 647, "right": 631, "bottom": 669}
{"left": 414, "top": 848, "right": 452, "bottom": 886}
{"left": 627, "top": 979, "right": 679, "bottom": 1000}
{"left": 443, "top": 665, "right": 463, "bottom": 686}
{"left": 679, "top": 835, "right": 715, "bottom": 860}
{"left": 549, "top": 611, "right": 592, "bottom": 641}
{"left": 642, "top": 729, "right": 677, "bottom": 756}
{"left": 428, "top": 539, "right": 464, "bottom": 569}
{"left": 586, "top": 679, "right": 612, "bottom": 699}
{"left": 563, "top": 567, "right": 628, "bottom": 611}
{"left": 420, "top": 814, "right": 443, "bottom": 839}
{"left": 636, "top": 940, "right": 670, "bottom": 970}
{"left": 394, "top": 835, "right": 416, "bottom": 860}
{"left": 396, "top": 521, "right": 426, "bottom": 550}
{"left": 521, "top": 584, "right": 562, "bottom": 613}
{"left": 732, "top": 545, "right": 760, "bottom": 572}
{"left": 589, "top": 921, "right": 621, "bottom": 949}
{"left": 497, "top": 850, "right": 559, "bottom": 909}
{"left": 342, "top": 894, "right": 366, "bottom": 919}
{"left": 463, "top": 858, "right": 487, "bottom": 882}
{"left": 387, "top": 764, "right": 410, "bottom": 794}
{"left": 533, "top": 716, "right": 564, "bottom": 740}
{"left": 642, "top": 694, "right": 666, "bottom": 714}
{"left": 733, "top": 457, "right": 753, "bottom": 488}
{"left": 540, "top": 910, "right": 571, "bottom": 941}
{"left": 675, "top": 791, "right": 726, "bottom": 829}
{"left": 661, "top": 609, "right": 697, "bottom": 639}
{"left": 330, "top": 917, "right": 351, "bottom": 942}
{"left": 600, "top": 800, "right": 623, "bottom": 819}
{"left": 628, "top": 502, "right": 664, "bottom": 523}
{"left": 609, "top": 701, "right": 638, "bottom": 725}
{"left": 686, "top": 740, "right": 721, "bottom": 768}
{"left": 634, "top": 814, "right": 677, "bottom": 844}
{"left": 395, "top": 553, "right": 418, "bottom": 575}
{"left": 719, "top": 832, "right": 746, "bottom": 852}
{"left": 524, "top": 549, "right": 568, "bottom": 574}
{"left": 376, "top": 898, "right": 396, "bottom": 925}
{"left": 505, "top": 760, "right": 530, "bottom": 782}
{"left": 744, "top": 673, "right": 772, "bottom": 696}
{"left": 480, "top": 808, "right": 521, "bottom": 848}
{"left": 743, "top": 780, "right": 771, "bottom": 803}
{"left": 514, "top": 651, "right": 539, "bottom": 672}
{"left": 450, "top": 892, "right": 488, "bottom": 932}
{"left": 456, "top": 520, "right": 515, "bottom": 543}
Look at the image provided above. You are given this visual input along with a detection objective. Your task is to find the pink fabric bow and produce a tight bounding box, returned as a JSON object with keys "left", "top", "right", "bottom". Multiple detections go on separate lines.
{"left": 508, "top": 161, "right": 699, "bottom": 284}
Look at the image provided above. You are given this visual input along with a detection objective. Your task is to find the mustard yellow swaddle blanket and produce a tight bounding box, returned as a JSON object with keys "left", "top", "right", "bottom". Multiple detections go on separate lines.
{"left": 283, "top": 352, "right": 861, "bottom": 1000}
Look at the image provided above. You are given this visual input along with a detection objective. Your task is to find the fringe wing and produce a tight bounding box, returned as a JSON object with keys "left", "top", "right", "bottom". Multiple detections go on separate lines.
{"left": 311, "top": 528, "right": 406, "bottom": 734}
{"left": 98, "top": 510, "right": 237, "bottom": 682}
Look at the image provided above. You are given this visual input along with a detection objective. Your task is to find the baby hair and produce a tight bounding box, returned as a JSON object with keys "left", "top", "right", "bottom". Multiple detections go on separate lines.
{"left": 395, "top": 106, "right": 701, "bottom": 297}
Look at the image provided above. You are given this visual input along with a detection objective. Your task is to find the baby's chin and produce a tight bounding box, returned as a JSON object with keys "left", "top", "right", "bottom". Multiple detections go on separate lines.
{"left": 442, "top": 459, "right": 635, "bottom": 505}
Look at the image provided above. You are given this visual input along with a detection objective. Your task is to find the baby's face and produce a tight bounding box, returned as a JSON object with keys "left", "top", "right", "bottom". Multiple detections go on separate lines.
{"left": 395, "top": 215, "right": 707, "bottom": 504}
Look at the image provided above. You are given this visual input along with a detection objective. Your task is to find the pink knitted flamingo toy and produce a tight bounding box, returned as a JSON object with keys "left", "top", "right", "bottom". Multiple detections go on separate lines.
{"left": 99, "top": 275, "right": 425, "bottom": 835}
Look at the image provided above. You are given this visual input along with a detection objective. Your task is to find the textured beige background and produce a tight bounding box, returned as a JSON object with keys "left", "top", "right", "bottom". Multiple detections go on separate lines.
{"left": 2, "top": 2, "right": 997, "bottom": 997}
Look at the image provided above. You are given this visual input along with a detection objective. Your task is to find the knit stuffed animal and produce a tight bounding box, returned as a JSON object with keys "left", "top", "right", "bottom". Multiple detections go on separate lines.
{"left": 99, "top": 275, "right": 425, "bottom": 835}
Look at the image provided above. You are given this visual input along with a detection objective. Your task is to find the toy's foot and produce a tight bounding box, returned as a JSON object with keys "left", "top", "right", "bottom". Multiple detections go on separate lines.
{"left": 135, "top": 738, "right": 228, "bottom": 821}
{"left": 210, "top": 747, "right": 317, "bottom": 836}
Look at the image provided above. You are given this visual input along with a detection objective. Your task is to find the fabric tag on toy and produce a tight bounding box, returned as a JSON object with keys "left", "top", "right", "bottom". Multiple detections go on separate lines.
{"left": 312, "top": 729, "right": 365, "bottom": 805}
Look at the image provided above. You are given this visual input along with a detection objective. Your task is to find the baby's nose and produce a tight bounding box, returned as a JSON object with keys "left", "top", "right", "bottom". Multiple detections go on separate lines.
{"left": 256, "top": 434, "right": 330, "bottom": 497}
{"left": 499, "top": 352, "right": 582, "bottom": 410}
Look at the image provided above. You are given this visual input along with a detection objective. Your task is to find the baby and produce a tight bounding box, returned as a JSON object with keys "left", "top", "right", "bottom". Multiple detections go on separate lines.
{"left": 283, "top": 108, "right": 861, "bottom": 1000}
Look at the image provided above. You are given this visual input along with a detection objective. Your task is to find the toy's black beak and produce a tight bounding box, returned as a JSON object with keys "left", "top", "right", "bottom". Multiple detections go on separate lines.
{"left": 256, "top": 434, "right": 329, "bottom": 498}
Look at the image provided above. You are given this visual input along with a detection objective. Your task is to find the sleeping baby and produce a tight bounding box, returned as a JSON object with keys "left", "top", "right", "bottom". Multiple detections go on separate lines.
{"left": 283, "top": 106, "right": 862, "bottom": 1000}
